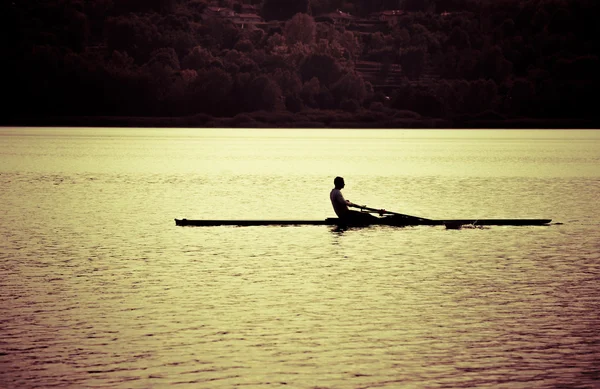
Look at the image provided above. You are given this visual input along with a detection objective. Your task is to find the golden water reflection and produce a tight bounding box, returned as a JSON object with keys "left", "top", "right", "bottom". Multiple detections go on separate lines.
{"left": 0, "top": 128, "right": 598, "bottom": 388}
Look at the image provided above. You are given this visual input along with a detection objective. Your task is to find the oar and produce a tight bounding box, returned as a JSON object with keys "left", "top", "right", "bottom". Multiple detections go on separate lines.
{"left": 350, "top": 204, "right": 433, "bottom": 221}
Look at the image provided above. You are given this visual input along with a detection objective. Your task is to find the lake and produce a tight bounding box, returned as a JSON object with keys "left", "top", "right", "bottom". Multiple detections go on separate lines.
{"left": 1, "top": 128, "right": 599, "bottom": 388}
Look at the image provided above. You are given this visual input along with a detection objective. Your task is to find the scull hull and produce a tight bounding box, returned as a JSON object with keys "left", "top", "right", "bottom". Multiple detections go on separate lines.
{"left": 174, "top": 217, "right": 552, "bottom": 227}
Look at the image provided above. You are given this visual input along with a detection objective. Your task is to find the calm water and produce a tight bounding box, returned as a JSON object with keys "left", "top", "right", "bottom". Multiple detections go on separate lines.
{"left": 1, "top": 128, "right": 599, "bottom": 389}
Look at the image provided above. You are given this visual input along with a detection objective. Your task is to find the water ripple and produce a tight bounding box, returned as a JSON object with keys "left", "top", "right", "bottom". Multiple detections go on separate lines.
{"left": 2, "top": 129, "right": 599, "bottom": 388}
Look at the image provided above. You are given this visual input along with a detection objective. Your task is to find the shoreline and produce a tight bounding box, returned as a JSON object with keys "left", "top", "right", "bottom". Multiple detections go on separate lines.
{"left": 3, "top": 114, "right": 597, "bottom": 129}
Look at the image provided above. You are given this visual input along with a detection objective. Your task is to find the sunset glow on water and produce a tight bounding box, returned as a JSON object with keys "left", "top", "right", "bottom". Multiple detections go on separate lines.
{"left": 1, "top": 128, "right": 599, "bottom": 388}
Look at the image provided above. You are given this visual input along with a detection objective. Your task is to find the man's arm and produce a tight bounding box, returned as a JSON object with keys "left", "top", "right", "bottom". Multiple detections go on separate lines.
{"left": 345, "top": 200, "right": 362, "bottom": 208}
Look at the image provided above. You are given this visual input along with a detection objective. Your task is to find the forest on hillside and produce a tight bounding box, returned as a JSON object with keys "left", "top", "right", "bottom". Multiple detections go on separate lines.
{"left": 2, "top": 0, "right": 598, "bottom": 127}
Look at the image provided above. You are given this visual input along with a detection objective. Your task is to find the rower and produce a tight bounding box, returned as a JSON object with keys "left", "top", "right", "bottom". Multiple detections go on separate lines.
{"left": 330, "top": 176, "right": 378, "bottom": 225}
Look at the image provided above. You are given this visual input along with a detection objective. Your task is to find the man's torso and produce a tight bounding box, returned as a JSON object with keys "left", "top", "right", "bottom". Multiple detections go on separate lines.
{"left": 330, "top": 188, "right": 348, "bottom": 217}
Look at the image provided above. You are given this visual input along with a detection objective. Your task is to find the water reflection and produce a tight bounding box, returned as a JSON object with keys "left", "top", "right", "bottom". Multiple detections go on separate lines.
{"left": 0, "top": 128, "right": 598, "bottom": 388}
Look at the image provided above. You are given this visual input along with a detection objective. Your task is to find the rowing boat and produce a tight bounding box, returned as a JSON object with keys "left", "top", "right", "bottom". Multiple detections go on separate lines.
{"left": 174, "top": 216, "right": 552, "bottom": 227}
{"left": 175, "top": 204, "right": 551, "bottom": 228}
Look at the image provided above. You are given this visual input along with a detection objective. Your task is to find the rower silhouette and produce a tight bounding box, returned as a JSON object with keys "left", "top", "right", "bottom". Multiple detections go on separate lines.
{"left": 330, "top": 176, "right": 378, "bottom": 226}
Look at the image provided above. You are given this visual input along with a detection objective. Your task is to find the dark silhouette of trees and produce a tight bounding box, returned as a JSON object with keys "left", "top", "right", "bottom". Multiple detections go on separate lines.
{"left": 105, "top": 15, "right": 160, "bottom": 64}
{"left": 507, "top": 78, "right": 534, "bottom": 116}
{"left": 234, "top": 39, "right": 255, "bottom": 53}
{"left": 3, "top": 0, "right": 599, "bottom": 126}
{"left": 146, "top": 48, "right": 180, "bottom": 72}
{"left": 479, "top": 45, "right": 513, "bottom": 83}
{"left": 300, "top": 53, "right": 342, "bottom": 86}
{"left": 300, "top": 77, "right": 321, "bottom": 107}
{"left": 285, "top": 94, "right": 304, "bottom": 112}
{"left": 446, "top": 26, "right": 471, "bottom": 50}
{"left": 390, "top": 84, "right": 444, "bottom": 117}
{"left": 182, "top": 46, "right": 215, "bottom": 70}
{"left": 398, "top": 47, "right": 426, "bottom": 79}
{"left": 340, "top": 98, "right": 360, "bottom": 112}
{"left": 247, "top": 75, "right": 282, "bottom": 111}
{"left": 331, "top": 72, "right": 368, "bottom": 107}
{"left": 284, "top": 13, "right": 316, "bottom": 45}
{"left": 273, "top": 69, "right": 303, "bottom": 97}
{"left": 187, "top": 68, "right": 233, "bottom": 115}
{"left": 462, "top": 79, "right": 499, "bottom": 114}
{"left": 207, "top": 18, "right": 240, "bottom": 49}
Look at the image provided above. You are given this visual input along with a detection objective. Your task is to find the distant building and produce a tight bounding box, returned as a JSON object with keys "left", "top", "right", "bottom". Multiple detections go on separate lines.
{"left": 203, "top": 6, "right": 263, "bottom": 28}
{"left": 377, "top": 10, "right": 405, "bottom": 27}
{"left": 315, "top": 9, "right": 356, "bottom": 26}
{"left": 347, "top": 20, "right": 388, "bottom": 34}
{"left": 232, "top": 13, "right": 263, "bottom": 28}
{"left": 240, "top": 4, "right": 258, "bottom": 14}
{"left": 204, "top": 7, "right": 235, "bottom": 19}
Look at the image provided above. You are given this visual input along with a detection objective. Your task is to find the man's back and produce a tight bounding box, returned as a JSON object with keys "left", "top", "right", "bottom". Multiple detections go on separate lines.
{"left": 330, "top": 188, "right": 348, "bottom": 217}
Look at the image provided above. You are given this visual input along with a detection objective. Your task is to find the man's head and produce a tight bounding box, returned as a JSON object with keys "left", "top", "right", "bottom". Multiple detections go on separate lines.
{"left": 334, "top": 176, "right": 345, "bottom": 189}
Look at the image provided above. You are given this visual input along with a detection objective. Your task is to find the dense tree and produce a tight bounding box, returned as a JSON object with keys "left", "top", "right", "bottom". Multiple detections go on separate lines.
{"left": 63, "top": 9, "right": 90, "bottom": 52}
{"left": 368, "top": 32, "right": 386, "bottom": 52}
{"left": 284, "top": 13, "right": 316, "bottom": 45}
{"left": 146, "top": 48, "right": 180, "bottom": 72}
{"left": 390, "top": 85, "right": 444, "bottom": 117}
{"left": 182, "top": 46, "right": 215, "bottom": 70}
{"left": 207, "top": 18, "right": 240, "bottom": 49}
{"left": 187, "top": 68, "right": 233, "bottom": 115}
{"left": 338, "top": 31, "right": 362, "bottom": 60}
{"left": 316, "top": 87, "right": 336, "bottom": 109}
{"left": 248, "top": 75, "right": 282, "bottom": 111}
{"left": 234, "top": 39, "right": 255, "bottom": 53}
{"left": 4, "top": 0, "right": 599, "bottom": 125}
{"left": 266, "top": 33, "right": 286, "bottom": 52}
{"left": 445, "top": 26, "right": 471, "bottom": 50}
{"left": 105, "top": 15, "right": 160, "bottom": 64}
{"left": 398, "top": 47, "right": 426, "bottom": 79}
{"left": 300, "top": 53, "right": 342, "bottom": 86}
{"left": 142, "top": 48, "right": 182, "bottom": 110}
{"left": 340, "top": 98, "right": 360, "bottom": 112}
{"left": 285, "top": 94, "right": 304, "bottom": 112}
{"left": 330, "top": 72, "right": 368, "bottom": 106}
{"left": 156, "top": 18, "right": 198, "bottom": 59}
{"left": 244, "top": 28, "right": 266, "bottom": 48}
{"left": 478, "top": 45, "right": 513, "bottom": 82}
{"left": 300, "top": 77, "right": 321, "bottom": 107}
{"left": 507, "top": 78, "right": 534, "bottom": 115}
{"left": 463, "top": 79, "right": 499, "bottom": 114}
{"left": 273, "top": 69, "right": 303, "bottom": 97}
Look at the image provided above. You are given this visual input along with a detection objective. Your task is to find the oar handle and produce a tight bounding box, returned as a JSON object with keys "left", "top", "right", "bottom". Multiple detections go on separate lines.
{"left": 356, "top": 205, "right": 392, "bottom": 215}
{"left": 351, "top": 204, "right": 394, "bottom": 214}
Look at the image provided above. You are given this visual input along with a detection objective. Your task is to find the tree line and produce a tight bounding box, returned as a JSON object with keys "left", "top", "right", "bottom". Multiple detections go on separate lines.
{"left": 2, "top": 0, "right": 598, "bottom": 126}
